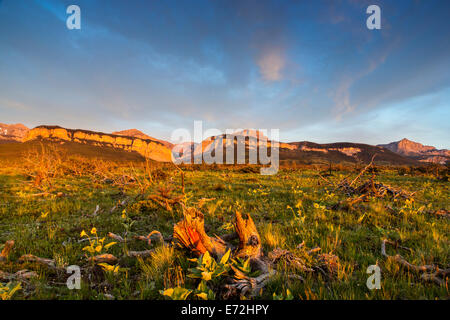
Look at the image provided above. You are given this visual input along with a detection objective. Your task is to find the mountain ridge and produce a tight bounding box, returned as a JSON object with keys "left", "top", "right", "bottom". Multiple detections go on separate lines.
{"left": 3, "top": 123, "right": 446, "bottom": 165}
{"left": 173, "top": 131, "right": 418, "bottom": 165}
{"left": 23, "top": 125, "right": 173, "bottom": 162}
{"left": 377, "top": 138, "right": 449, "bottom": 164}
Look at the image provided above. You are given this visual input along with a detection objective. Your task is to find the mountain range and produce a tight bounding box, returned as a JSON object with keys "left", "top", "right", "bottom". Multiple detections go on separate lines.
{"left": 0, "top": 123, "right": 448, "bottom": 165}
{"left": 377, "top": 138, "right": 449, "bottom": 164}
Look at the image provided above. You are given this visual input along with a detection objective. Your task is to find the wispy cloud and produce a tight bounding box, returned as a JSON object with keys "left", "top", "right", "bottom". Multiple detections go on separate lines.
{"left": 257, "top": 49, "right": 285, "bottom": 82}
{"left": 332, "top": 46, "right": 391, "bottom": 120}
{"left": 0, "top": 98, "right": 30, "bottom": 111}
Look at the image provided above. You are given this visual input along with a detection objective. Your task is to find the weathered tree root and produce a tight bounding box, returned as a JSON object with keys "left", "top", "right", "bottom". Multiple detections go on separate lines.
{"left": 234, "top": 211, "right": 262, "bottom": 260}
{"left": 173, "top": 207, "right": 273, "bottom": 297}
{"left": 173, "top": 204, "right": 343, "bottom": 298}
{"left": 381, "top": 239, "right": 448, "bottom": 286}
{"left": 0, "top": 240, "right": 14, "bottom": 262}
{"left": 173, "top": 205, "right": 227, "bottom": 258}
{"left": 224, "top": 267, "right": 276, "bottom": 298}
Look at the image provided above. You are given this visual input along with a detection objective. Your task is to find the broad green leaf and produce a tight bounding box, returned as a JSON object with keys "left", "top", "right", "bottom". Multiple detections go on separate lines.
{"left": 220, "top": 249, "right": 231, "bottom": 265}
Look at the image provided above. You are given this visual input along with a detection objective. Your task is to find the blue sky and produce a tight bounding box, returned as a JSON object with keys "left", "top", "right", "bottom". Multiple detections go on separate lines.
{"left": 0, "top": 0, "right": 449, "bottom": 148}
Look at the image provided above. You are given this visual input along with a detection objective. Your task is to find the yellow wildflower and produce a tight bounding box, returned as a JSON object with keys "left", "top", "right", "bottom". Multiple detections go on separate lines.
{"left": 201, "top": 271, "right": 212, "bottom": 281}
{"left": 196, "top": 292, "right": 208, "bottom": 300}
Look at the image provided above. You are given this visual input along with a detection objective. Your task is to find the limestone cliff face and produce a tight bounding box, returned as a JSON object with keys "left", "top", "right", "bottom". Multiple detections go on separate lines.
{"left": 112, "top": 129, "right": 174, "bottom": 149}
{"left": 24, "top": 126, "right": 173, "bottom": 162}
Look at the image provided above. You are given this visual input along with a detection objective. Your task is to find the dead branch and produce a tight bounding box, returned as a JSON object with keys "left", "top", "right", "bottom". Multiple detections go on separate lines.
{"left": 381, "top": 239, "right": 447, "bottom": 285}
{"left": 18, "top": 254, "right": 58, "bottom": 270}
{"left": 110, "top": 198, "right": 130, "bottom": 213}
{"left": 127, "top": 250, "right": 154, "bottom": 258}
{"left": 268, "top": 248, "right": 314, "bottom": 272}
{"left": 433, "top": 209, "right": 450, "bottom": 219}
{"left": 318, "top": 173, "right": 336, "bottom": 188}
{"left": 143, "top": 230, "right": 165, "bottom": 246}
{"left": 307, "top": 247, "right": 322, "bottom": 255}
{"left": 108, "top": 232, "right": 125, "bottom": 243}
{"left": 421, "top": 270, "right": 449, "bottom": 286}
{"left": 148, "top": 193, "right": 184, "bottom": 212}
{"left": 109, "top": 231, "right": 169, "bottom": 246}
{"left": 29, "top": 192, "right": 51, "bottom": 197}
{"left": 0, "top": 269, "right": 38, "bottom": 282}
{"left": 332, "top": 177, "right": 414, "bottom": 211}
{"left": 88, "top": 254, "right": 118, "bottom": 264}
{"left": 92, "top": 204, "right": 100, "bottom": 216}
{"left": 349, "top": 154, "right": 377, "bottom": 187}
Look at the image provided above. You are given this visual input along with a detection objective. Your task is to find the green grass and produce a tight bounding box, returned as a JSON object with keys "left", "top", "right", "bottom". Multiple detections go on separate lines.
{"left": 0, "top": 161, "right": 448, "bottom": 300}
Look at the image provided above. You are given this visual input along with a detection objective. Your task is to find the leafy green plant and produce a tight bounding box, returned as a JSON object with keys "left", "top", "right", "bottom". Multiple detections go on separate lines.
{"left": 194, "top": 280, "right": 215, "bottom": 300}
{"left": 98, "top": 262, "right": 120, "bottom": 274}
{"left": 273, "top": 289, "right": 294, "bottom": 300}
{"left": 159, "top": 286, "right": 192, "bottom": 300}
{"left": 231, "top": 256, "right": 261, "bottom": 278}
{"left": 120, "top": 209, "right": 136, "bottom": 253}
{"left": 0, "top": 282, "right": 22, "bottom": 300}
{"left": 187, "top": 249, "right": 232, "bottom": 284}
{"left": 80, "top": 227, "right": 117, "bottom": 258}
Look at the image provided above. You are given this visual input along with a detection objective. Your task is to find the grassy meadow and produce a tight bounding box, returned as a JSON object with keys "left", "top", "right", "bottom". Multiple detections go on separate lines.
{"left": 0, "top": 143, "right": 448, "bottom": 300}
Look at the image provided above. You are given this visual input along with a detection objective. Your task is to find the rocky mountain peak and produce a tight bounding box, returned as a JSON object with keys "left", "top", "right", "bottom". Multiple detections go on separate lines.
{"left": 0, "top": 123, "right": 29, "bottom": 142}
{"left": 378, "top": 139, "right": 449, "bottom": 164}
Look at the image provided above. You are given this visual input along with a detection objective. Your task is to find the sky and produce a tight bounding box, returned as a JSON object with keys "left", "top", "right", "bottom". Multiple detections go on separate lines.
{"left": 0, "top": 0, "right": 449, "bottom": 148}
